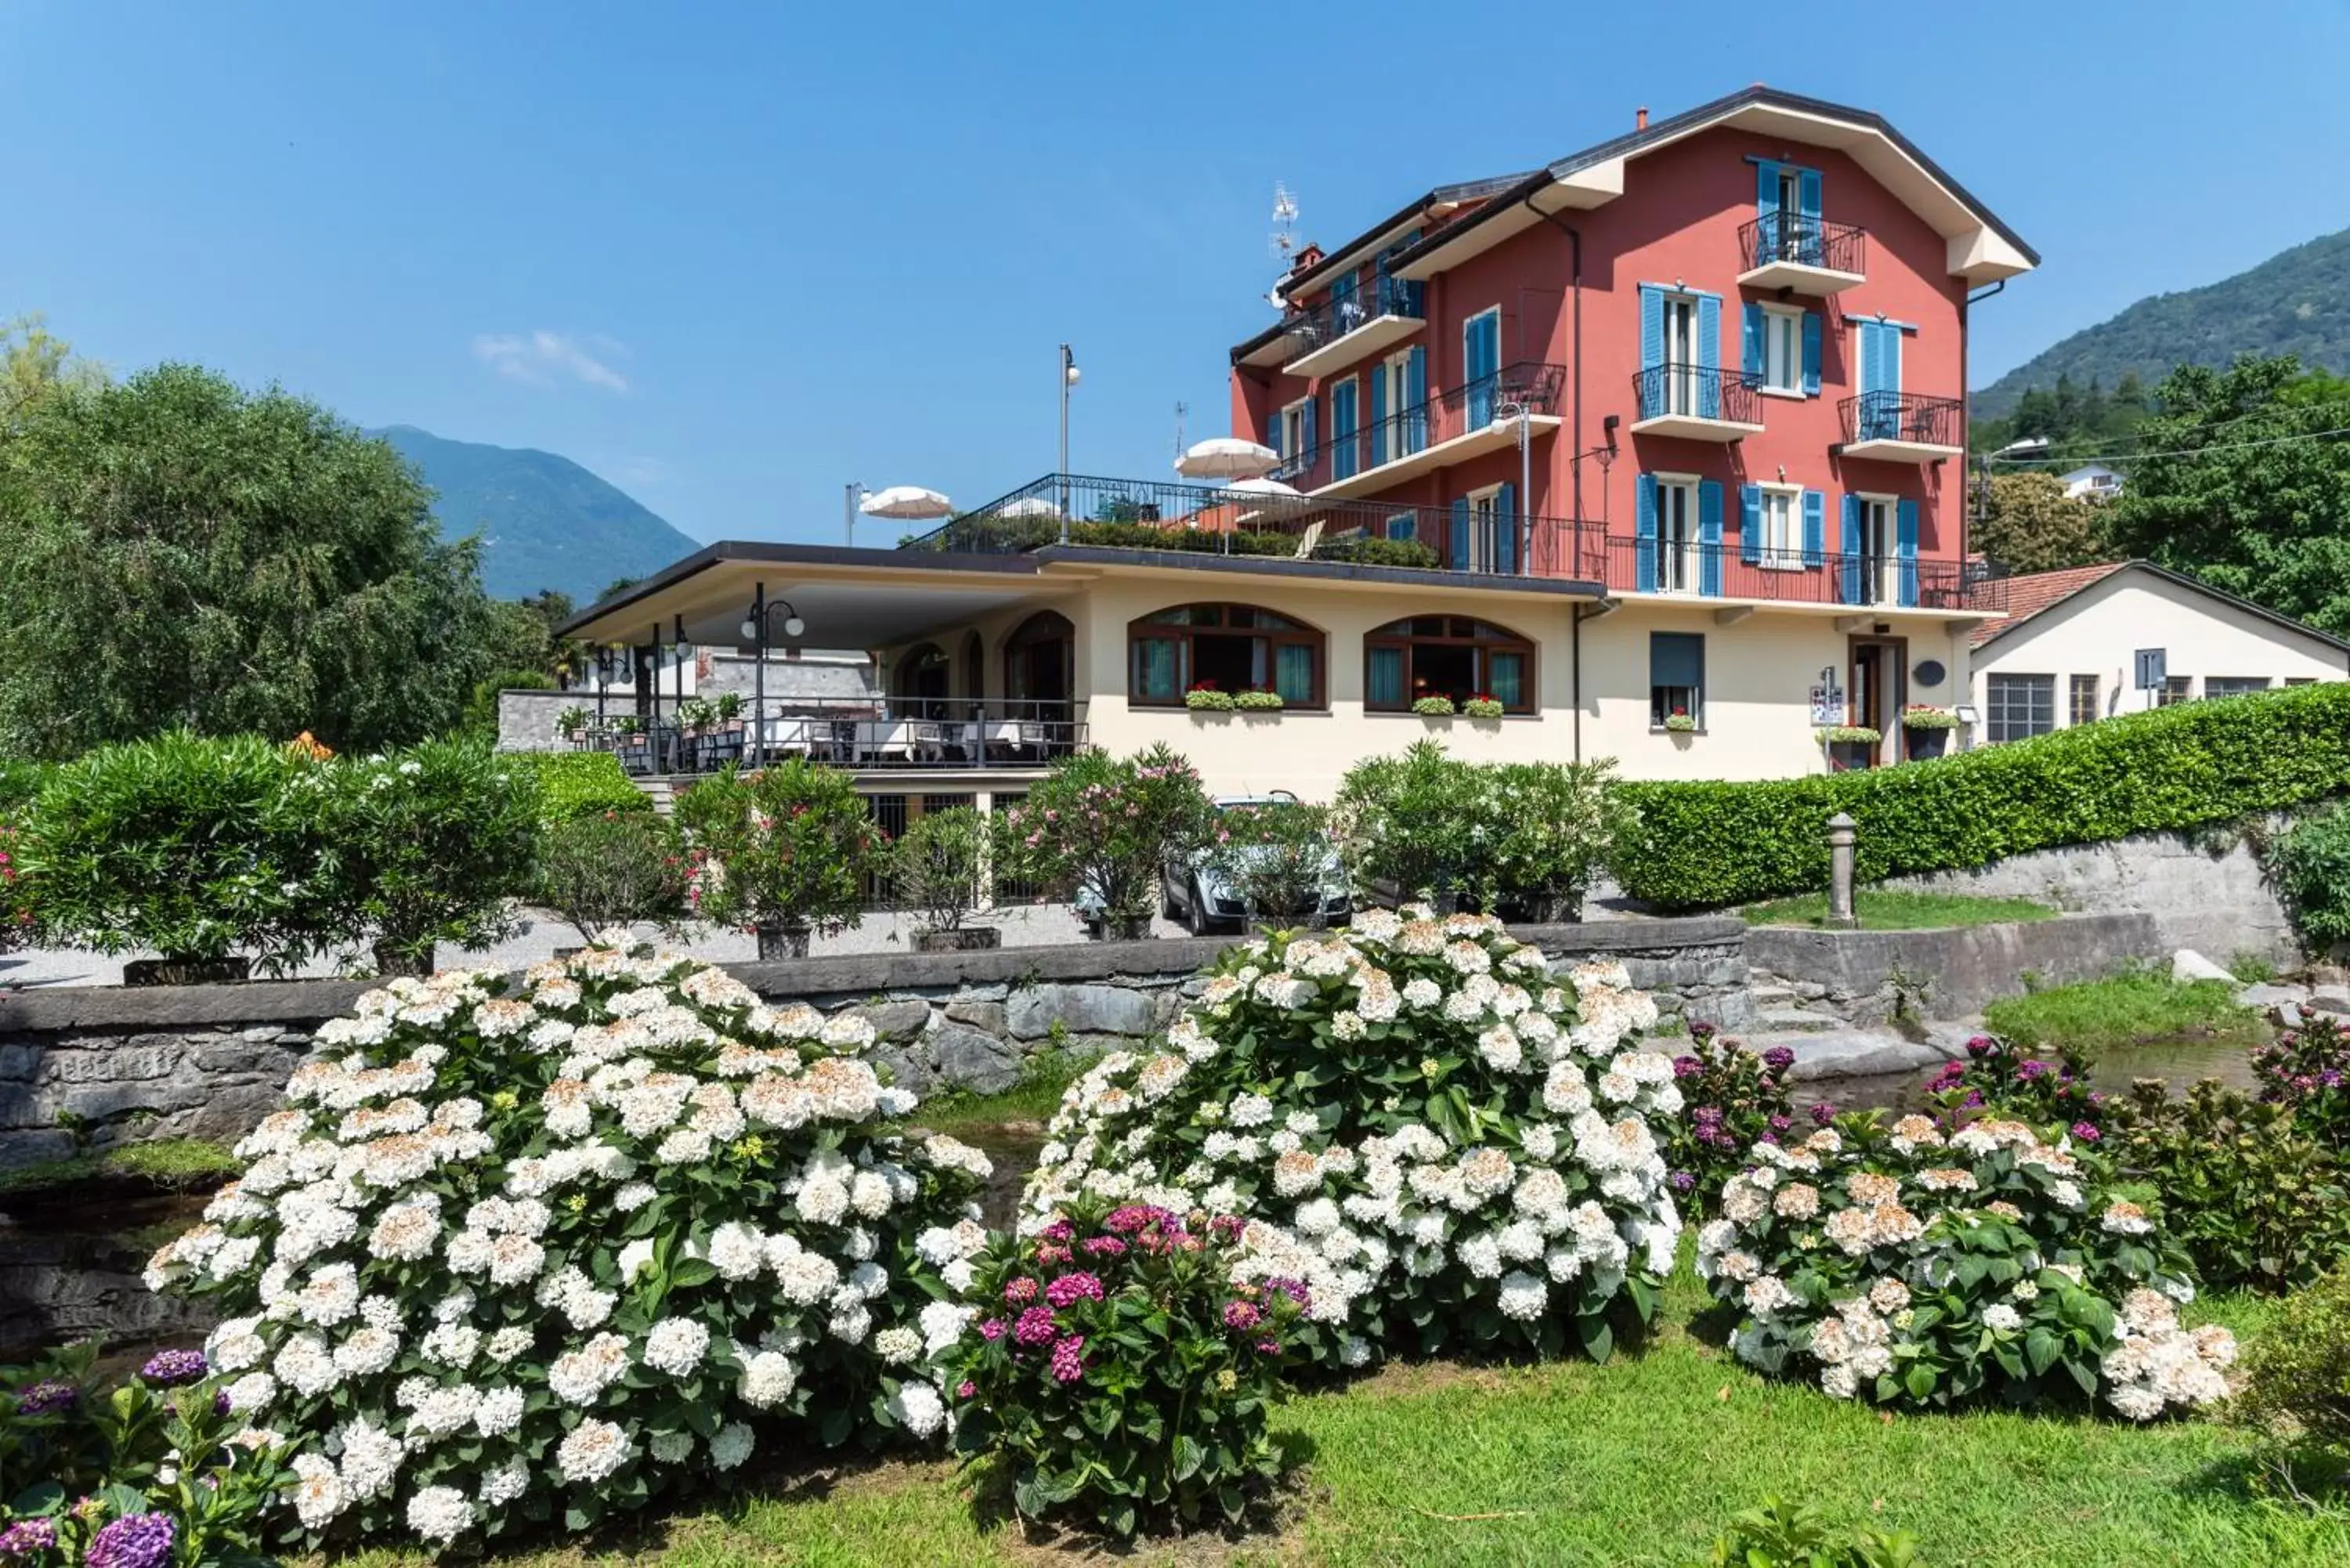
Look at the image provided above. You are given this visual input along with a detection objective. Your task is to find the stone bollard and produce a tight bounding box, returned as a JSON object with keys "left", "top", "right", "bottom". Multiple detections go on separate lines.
{"left": 1825, "top": 812, "right": 1858, "bottom": 930}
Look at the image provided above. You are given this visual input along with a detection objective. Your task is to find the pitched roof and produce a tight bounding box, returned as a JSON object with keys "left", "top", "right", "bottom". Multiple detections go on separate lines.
{"left": 1970, "top": 560, "right": 2350, "bottom": 656}
{"left": 1969, "top": 562, "right": 2128, "bottom": 647}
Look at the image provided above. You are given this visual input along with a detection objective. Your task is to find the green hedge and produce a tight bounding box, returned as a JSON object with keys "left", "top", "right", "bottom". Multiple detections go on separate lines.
{"left": 515, "top": 750, "right": 649, "bottom": 822}
{"left": 1614, "top": 682, "right": 2350, "bottom": 910}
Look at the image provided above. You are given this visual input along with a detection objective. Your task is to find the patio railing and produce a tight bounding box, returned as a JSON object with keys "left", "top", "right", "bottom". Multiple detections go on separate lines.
{"left": 580, "top": 699, "right": 1086, "bottom": 775}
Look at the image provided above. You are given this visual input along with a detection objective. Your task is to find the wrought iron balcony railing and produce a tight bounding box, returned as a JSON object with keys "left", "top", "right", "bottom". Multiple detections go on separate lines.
{"left": 1738, "top": 212, "right": 1867, "bottom": 276}
{"left": 1632, "top": 363, "right": 1763, "bottom": 426}
{"left": 1281, "top": 273, "right": 1426, "bottom": 362}
{"left": 1839, "top": 391, "right": 1965, "bottom": 450}
{"left": 1571, "top": 534, "right": 2000, "bottom": 611}
{"left": 1271, "top": 361, "right": 1566, "bottom": 490}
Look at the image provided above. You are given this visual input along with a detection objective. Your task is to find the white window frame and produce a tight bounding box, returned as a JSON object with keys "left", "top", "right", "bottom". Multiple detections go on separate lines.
{"left": 2204, "top": 676, "right": 2271, "bottom": 699}
{"left": 1756, "top": 481, "right": 1803, "bottom": 569}
{"left": 1657, "top": 292, "right": 1701, "bottom": 414}
{"left": 1652, "top": 470, "right": 1701, "bottom": 595}
{"left": 1759, "top": 303, "right": 1806, "bottom": 398}
{"left": 1857, "top": 490, "right": 1900, "bottom": 606}
{"left": 1464, "top": 482, "right": 1506, "bottom": 574}
{"left": 1279, "top": 396, "right": 1311, "bottom": 460}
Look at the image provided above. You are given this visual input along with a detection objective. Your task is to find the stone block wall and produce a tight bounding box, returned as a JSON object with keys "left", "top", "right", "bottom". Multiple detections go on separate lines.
{"left": 1746, "top": 912, "right": 2163, "bottom": 1028}
{"left": 0, "top": 919, "right": 1748, "bottom": 1167}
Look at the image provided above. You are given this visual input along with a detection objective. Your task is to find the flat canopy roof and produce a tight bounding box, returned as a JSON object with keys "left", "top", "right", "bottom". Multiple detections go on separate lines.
{"left": 559, "top": 541, "right": 1607, "bottom": 653}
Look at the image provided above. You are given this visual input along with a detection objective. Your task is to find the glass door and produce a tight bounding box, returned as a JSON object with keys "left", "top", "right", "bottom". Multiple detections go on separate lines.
{"left": 1656, "top": 479, "right": 1697, "bottom": 594}
{"left": 1660, "top": 296, "right": 1697, "bottom": 414}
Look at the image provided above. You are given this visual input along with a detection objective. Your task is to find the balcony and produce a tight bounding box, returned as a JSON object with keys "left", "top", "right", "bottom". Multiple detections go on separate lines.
{"left": 1281, "top": 275, "right": 1426, "bottom": 377}
{"left": 1737, "top": 213, "right": 1867, "bottom": 295}
{"left": 1580, "top": 535, "right": 2005, "bottom": 612}
{"left": 588, "top": 698, "right": 1087, "bottom": 777}
{"left": 1629, "top": 363, "right": 1765, "bottom": 442}
{"left": 1838, "top": 392, "right": 1965, "bottom": 463}
{"left": 1274, "top": 362, "right": 1567, "bottom": 498}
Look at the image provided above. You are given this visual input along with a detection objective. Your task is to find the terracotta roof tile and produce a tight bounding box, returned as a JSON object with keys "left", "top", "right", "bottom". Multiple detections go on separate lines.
{"left": 1970, "top": 562, "right": 2129, "bottom": 647}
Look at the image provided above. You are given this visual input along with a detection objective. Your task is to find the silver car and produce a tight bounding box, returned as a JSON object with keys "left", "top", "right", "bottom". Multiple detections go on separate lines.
{"left": 1161, "top": 793, "right": 1350, "bottom": 937}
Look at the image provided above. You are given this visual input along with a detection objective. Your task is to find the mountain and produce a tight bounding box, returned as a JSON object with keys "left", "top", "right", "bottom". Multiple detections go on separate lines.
{"left": 369, "top": 425, "right": 700, "bottom": 603}
{"left": 1973, "top": 226, "right": 2350, "bottom": 420}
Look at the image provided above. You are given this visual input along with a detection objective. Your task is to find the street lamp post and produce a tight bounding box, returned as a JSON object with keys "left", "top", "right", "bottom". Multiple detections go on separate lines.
{"left": 1058, "top": 344, "right": 1080, "bottom": 544}
{"left": 739, "top": 585, "right": 807, "bottom": 768}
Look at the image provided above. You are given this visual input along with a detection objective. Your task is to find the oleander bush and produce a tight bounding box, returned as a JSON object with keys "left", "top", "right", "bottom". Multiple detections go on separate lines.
{"left": 675, "top": 760, "right": 888, "bottom": 945}
{"left": 144, "top": 945, "right": 992, "bottom": 1550}
{"left": 15, "top": 732, "right": 342, "bottom": 971}
{"left": 533, "top": 810, "right": 692, "bottom": 943}
{"left": 320, "top": 739, "right": 539, "bottom": 974}
{"left": 2234, "top": 1263, "right": 2350, "bottom": 1487}
{"left": 1023, "top": 910, "right": 1683, "bottom": 1369}
{"left": 1204, "top": 799, "right": 1343, "bottom": 930}
{"left": 949, "top": 1201, "right": 1305, "bottom": 1538}
{"left": 1614, "top": 682, "right": 2350, "bottom": 909}
{"left": 1698, "top": 1114, "right": 2235, "bottom": 1417}
{"left": 516, "top": 750, "right": 650, "bottom": 823}
{"left": 0, "top": 1341, "right": 291, "bottom": 1566}
{"left": 2103, "top": 1078, "right": 2350, "bottom": 1292}
{"left": 1659, "top": 1024, "right": 1825, "bottom": 1212}
{"left": 996, "top": 746, "right": 1214, "bottom": 928}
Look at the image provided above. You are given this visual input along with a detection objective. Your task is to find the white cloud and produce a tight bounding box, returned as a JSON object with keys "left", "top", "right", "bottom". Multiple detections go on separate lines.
{"left": 472, "top": 331, "right": 629, "bottom": 392}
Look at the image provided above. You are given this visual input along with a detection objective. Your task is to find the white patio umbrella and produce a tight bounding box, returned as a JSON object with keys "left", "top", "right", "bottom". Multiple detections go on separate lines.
{"left": 858, "top": 485, "right": 955, "bottom": 520}
{"left": 1219, "top": 474, "right": 1310, "bottom": 525}
{"left": 998, "top": 496, "right": 1064, "bottom": 518}
{"left": 1174, "top": 436, "right": 1279, "bottom": 482}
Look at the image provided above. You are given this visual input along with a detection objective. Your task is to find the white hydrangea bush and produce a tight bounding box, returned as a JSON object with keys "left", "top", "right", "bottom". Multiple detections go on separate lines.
{"left": 145, "top": 943, "right": 992, "bottom": 1549}
{"left": 1697, "top": 1113, "right": 2236, "bottom": 1418}
{"left": 1021, "top": 909, "right": 1683, "bottom": 1367}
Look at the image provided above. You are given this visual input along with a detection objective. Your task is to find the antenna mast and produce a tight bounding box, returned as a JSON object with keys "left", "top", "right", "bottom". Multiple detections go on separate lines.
{"left": 1269, "top": 182, "right": 1299, "bottom": 262}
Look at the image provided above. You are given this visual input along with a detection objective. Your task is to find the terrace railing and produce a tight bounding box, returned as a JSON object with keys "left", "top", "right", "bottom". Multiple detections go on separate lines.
{"left": 1632, "top": 362, "right": 1763, "bottom": 425}
{"left": 1577, "top": 534, "right": 2005, "bottom": 611}
{"left": 1271, "top": 361, "right": 1566, "bottom": 491}
{"left": 1280, "top": 273, "right": 1425, "bottom": 363}
{"left": 1840, "top": 391, "right": 1965, "bottom": 449}
{"left": 1738, "top": 212, "right": 1867, "bottom": 276}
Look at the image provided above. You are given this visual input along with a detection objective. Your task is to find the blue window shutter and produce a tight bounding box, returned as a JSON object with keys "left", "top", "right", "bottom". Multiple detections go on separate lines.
{"left": 1799, "top": 167, "right": 1822, "bottom": 222}
{"left": 1368, "top": 367, "right": 1388, "bottom": 467}
{"left": 1740, "top": 482, "right": 1762, "bottom": 565}
{"left": 1265, "top": 414, "right": 1281, "bottom": 457}
{"left": 1802, "top": 489, "right": 1825, "bottom": 567}
{"left": 1639, "top": 286, "right": 1663, "bottom": 373}
{"left": 1635, "top": 475, "right": 1658, "bottom": 592}
{"left": 1742, "top": 304, "right": 1764, "bottom": 381}
{"left": 1406, "top": 346, "right": 1428, "bottom": 452}
{"left": 1897, "top": 499, "right": 1920, "bottom": 607}
{"left": 1301, "top": 395, "right": 1318, "bottom": 458}
{"left": 1801, "top": 311, "right": 1822, "bottom": 396}
{"left": 1330, "top": 382, "right": 1357, "bottom": 480}
{"left": 1386, "top": 511, "right": 1415, "bottom": 543}
{"left": 1450, "top": 497, "right": 1471, "bottom": 571}
{"left": 1859, "top": 321, "right": 1879, "bottom": 396}
{"left": 1839, "top": 494, "right": 1862, "bottom": 605}
{"left": 1884, "top": 325, "right": 1903, "bottom": 396}
{"left": 1698, "top": 482, "right": 1724, "bottom": 597}
{"left": 1696, "top": 293, "right": 1722, "bottom": 417}
{"left": 1755, "top": 158, "right": 1780, "bottom": 219}
{"left": 1496, "top": 482, "right": 1517, "bottom": 575}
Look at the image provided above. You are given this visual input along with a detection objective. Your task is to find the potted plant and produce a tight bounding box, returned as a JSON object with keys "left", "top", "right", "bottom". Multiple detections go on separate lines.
{"left": 1663, "top": 707, "right": 1698, "bottom": 733}
{"left": 997, "top": 744, "right": 1213, "bottom": 941}
{"left": 611, "top": 714, "right": 649, "bottom": 773}
{"left": 1329, "top": 739, "right": 1480, "bottom": 910}
{"left": 1206, "top": 798, "right": 1343, "bottom": 932}
{"left": 1816, "top": 724, "right": 1882, "bottom": 772}
{"left": 1462, "top": 695, "right": 1506, "bottom": 719}
{"left": 1233, "top": 688, "right": 1285, "bottom": 712}
{"left": 673, "top": 759, "right": 885, "bottom": 959}
{"left": 556, "top": 704, "right": 591, "bottom": 743}
{"left": 712, "top": 690, "right": 746, "bottom": 732}
{"left": 534, "top": 808, "right": 691, "bottom": 951}
{"left": 699, "top": 693, "right": 746, "bottom": 765}
{"left": 1185, "top": 682, "right": 1236, "bottom": 712}
{"left": 677, "top": 695, "right": 717, "bottom": 739}
{"left": 891, "top": 805, "right": 1002, "bottom": 951}
{"left": 1411, "top": 694, "right": 1456, "bottom": 717}
{"left": 1900, "top": 703, "right": 1959, "bottom": 760}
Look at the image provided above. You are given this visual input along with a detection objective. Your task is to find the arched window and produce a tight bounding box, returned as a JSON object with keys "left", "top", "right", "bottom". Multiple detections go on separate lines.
{"left": 958, "top": 630, "right": 985, "bottom": 702}
{"left": 1003, "top": 611, "right": 1073, "bottom": 712}
{"left": 1365, "top": 616, "right": 1535, "bottom": 713}
{"left": 1128, "top": 603, "right": 1325, "bottom": 709}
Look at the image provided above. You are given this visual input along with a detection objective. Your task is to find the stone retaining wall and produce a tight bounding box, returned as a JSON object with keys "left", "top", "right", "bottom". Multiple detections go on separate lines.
{"left": 1746, "top": 912, "right": 2163, "bottom": 1028}
{"left": 0, "top": 918, "right": 1748, "bottom": 1169}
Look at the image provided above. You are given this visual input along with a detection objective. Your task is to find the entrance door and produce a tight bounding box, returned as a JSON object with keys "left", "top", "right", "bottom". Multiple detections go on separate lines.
{"left": 1847, "top": 634, "right": 1909, "bottom": 767}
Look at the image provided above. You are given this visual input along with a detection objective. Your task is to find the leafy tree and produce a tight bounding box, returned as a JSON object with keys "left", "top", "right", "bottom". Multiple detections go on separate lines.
{"left": 0, "top": 312, "right": 104, "bottom": 423}
{"left": 1974, "top": 471, "right": 2113, "bottom": 573}
{"left": 0, "top": 363, "right": 498, "bottom": 757}
{"left": 2104, "top": 356, "right": 2350, "bottom": 633}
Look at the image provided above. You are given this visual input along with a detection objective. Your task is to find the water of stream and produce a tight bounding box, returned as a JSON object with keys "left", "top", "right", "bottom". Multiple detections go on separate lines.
{"left": 1786, "top": 1035, "right": 2259, "bottom": 1119}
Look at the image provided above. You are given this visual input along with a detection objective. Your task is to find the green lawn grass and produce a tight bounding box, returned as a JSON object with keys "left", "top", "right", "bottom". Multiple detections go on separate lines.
{"left": 1983, "top": 970, "right": 2269, "bottom": 1054}
{"left": 0, "top": 1136, "right": 238, "bottom": 1198}
{"left": 332, "top": 1270, "right": 2350, "bottom": 1568}
{"left": 1741, "top": 891, "right": 2059, "bottom": 930}
{"left": 906, "top": 1050, "right": 1095, "bottom": 1141}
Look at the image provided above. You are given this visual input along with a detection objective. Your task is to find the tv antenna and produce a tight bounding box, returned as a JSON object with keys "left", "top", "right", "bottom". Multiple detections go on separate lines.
{"left": 1269, "top": 182, "right": 1299, "bottom": 260}
{"left": 1173, "top": 400, "right": 1188, "bottom": 457}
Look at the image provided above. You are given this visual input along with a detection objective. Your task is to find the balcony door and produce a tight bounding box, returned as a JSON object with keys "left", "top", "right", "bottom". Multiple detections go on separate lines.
{"left": 1655, "top": 477, "right": 1699, "bottom": 594}
{"left": 1859, "top": 497, "right": 1897, "bottom": 605}
{"left": 1659, "top": 294, "right": 1699, "bottom": 415}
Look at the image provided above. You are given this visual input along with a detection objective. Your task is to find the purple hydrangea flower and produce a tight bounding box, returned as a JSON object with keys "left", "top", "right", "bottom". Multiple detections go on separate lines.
{"left": 85, "top": 1512, "right": 175, "bottom": 1568}
{"left": 0, "top": 1519, "right": 57, "bottom": 1559}
{"left": 1966, "top": 1036, "right": 1995, "bottom": 1059}
{"left": 1012, "top": 1306, "right": 1060, "bottom": 1347}
{"left": 14, "top": 1379, "right": 76, "bottom": 1416}
{"left": 1810, "top": 1102, "right": 1838, "bottom": 1126}
{"left": 1672, "top": 1055, "right": 1703, "bottom": 1079}
{"left": 1047, "top": 1334, "right": 1087, "bottom": 1383}
{"left": 2071, "top": 1122, "right": 2102, "bottom": 1143}
{"left": 1668, "top": 1170, "right": 1697, "bottom": 1194}
{"left": 1762, "top": 1047, "right": 1796, "bottom": 1073}
{"left": 1043, "top": 1272, "right": 1105, "bottom": 1309}
{"left": 2017, "top": 1060, "right": 2049, "bottom": 1081}
{"left": 139, "top": 1349, "right": 208, "bottom": 1387}
{"left": 1767, "top": 1114, "right": 1792, "bottom": 1134}
{"left": 1223, "top": 1300, "right": 1263, "bottom": 1331}
{"left": 1690, "top": 1021, "right": 1718, "bottom": 1042}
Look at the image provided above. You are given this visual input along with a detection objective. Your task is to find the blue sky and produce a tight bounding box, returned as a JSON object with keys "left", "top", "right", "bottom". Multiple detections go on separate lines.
{"left": 5, "top": 1, "right": 2346, "bottom": 553}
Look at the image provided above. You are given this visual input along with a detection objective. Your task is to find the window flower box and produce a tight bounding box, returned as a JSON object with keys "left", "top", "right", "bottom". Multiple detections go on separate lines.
{"left": 1411, "top": 695, "right": 1456, "bottom": 717}
{"left": 1184, "top": 684, "right": 1236, "bottom": 712}
{"left": 1462, "top": 695, "right": 1506, "bottom": 718}
{"left": 1663, "top": 709, "right": 1697, "bottom": 733}
{"left": 1232, "top": 688, "right": 1285, "bottom": 712}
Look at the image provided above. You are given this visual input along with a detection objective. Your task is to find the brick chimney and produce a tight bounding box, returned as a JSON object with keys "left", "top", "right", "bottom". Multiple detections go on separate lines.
{"left": 1636, "top": 106, "right": 1648, "bottom": 131}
